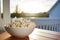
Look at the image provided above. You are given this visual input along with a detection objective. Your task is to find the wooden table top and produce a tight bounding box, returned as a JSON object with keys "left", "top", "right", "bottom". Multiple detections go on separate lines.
{"left": 0, "top": 28, "right": 60, "bottom": 40}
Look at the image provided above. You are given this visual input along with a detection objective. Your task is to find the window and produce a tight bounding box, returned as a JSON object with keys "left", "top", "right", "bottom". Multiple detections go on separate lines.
{"left": 1, "top": 0, "right": 57, "bottom": 18}
{"left": 10, "top": 0, "right": 57, "bottom": 18}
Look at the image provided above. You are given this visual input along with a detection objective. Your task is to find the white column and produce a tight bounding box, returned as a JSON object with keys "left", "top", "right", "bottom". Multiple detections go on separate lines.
{"left": 3, "top": 0, "right": 10, "bottom": 24}
{"left": 0, "top": 0, "right": 4, "bottom": 32}
{"left": 0, "top": 0, "right": 1, "bottom": 19}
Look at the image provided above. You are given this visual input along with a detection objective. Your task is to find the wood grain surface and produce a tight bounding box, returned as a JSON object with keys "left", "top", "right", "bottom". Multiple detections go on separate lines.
{"left": 0, "top": 28, "right": 60, "bottom": 40}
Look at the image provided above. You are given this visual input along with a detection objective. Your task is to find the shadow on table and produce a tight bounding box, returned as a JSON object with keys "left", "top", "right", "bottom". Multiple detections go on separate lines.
{"left": 0, "top": 30, "right": 5, "bottom": 34}
{"left": 6, "top": 36, "right": 30, "bottom": 40}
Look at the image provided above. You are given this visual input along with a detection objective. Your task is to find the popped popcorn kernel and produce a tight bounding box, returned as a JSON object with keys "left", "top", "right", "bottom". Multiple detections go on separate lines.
{"left": 6, "top": 17, "right": 36, "bottom": 27}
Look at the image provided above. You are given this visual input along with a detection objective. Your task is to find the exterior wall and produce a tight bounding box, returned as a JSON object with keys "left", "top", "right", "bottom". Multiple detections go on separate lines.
{"left": 49, "top": 1, "right": 60, "bottom": 19}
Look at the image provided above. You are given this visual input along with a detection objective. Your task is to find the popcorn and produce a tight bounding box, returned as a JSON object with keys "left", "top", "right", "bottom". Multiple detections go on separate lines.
{"left": 6, "top": 17, "right": 36, "bottom": 27}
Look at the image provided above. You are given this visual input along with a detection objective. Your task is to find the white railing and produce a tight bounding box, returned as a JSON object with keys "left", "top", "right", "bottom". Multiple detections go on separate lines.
{"left": 30, "top": 18, "right": 60, "bottom": 32}
{"left": 36, "top": 24, "right": 60, "bottom": 32}
{"left": 0, "top": 18, "right": 60, "bottom": 32}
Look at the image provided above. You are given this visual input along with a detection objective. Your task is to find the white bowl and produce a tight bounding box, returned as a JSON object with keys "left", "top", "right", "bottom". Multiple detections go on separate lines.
{"left": 5, "top": 26, "right": 35, "bottom": 38}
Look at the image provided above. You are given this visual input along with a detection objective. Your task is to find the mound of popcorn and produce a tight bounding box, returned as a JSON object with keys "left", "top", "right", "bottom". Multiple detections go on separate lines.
{"left": 6, "top": 17, "right": 36, "bottom": 27}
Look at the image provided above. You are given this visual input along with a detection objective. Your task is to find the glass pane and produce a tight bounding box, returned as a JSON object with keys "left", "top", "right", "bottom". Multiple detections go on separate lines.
{"left": 10, "top": 0, "right": 57, "bottom": 18}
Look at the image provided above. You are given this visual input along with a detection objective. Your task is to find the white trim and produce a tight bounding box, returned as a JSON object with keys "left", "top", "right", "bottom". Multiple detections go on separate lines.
{"left": 0, "top": 0, "right": 1, "bottom": 19}
{"left": 24, "top": 18, "right": 60, "bottom": 21}
{"left": 3, "top": 0, "right": 10, "bottom": 24}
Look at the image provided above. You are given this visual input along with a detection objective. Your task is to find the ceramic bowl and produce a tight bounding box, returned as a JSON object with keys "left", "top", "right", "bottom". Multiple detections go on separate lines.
{"left": 5, "top": 26, "right": 35, "bottom": 38}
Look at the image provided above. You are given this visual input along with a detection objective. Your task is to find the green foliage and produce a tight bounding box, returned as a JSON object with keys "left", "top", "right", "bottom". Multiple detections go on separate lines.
{"left": 11, "top": 13, "right": 21, "bottom": 18}
{"left": 1, "top": 12, "right": 49, "bottom": 18}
